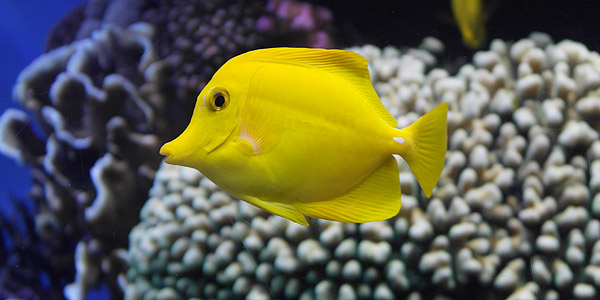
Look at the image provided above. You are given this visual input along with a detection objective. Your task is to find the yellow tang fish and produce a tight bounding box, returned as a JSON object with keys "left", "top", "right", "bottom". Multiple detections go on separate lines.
{"left": 451, "top": 0, "right": 487, "bottom": 49}
{"left": 160, "top": 48, "right": 448, "bottom": 226}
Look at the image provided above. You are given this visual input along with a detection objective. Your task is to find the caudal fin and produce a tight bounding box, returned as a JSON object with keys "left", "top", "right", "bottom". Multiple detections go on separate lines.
{"left": 397, "top": 102, "right": 448, "bottom": 197}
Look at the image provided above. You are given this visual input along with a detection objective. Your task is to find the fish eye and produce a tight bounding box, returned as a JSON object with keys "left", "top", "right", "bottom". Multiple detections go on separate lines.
{"left": 205, "top": 87, "right": 230, "bottom": 111}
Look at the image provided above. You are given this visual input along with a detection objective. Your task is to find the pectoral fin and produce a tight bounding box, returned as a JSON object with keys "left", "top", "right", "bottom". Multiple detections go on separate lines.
{"left": 294, "top": 156, "right": 402, "bottom": 223}
{"left": 239, "top": 67, "right": 282, "bottom": 155}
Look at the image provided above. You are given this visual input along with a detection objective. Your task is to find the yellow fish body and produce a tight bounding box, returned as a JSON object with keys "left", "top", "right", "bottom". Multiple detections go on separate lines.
{"left": 160, "top": 48, "right": 448, "bottom": 226}
{"left": 451, "top": 0, "right": 487, "bottom": 49}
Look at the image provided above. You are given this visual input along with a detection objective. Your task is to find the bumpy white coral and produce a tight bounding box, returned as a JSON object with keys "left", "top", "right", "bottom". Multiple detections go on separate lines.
{"left": 124, "top": 33, "right": 600, "bottom": 300}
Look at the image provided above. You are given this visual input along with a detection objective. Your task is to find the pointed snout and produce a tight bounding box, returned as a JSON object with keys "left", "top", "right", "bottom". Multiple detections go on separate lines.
{"left": 159, "top": 128, "right": 200, "bottom": 167}
{"left": 159, "top": 141, "right": 176, "bottom": 164}
{"left": 159, "top": 134, "right": 191, "bottom": 165}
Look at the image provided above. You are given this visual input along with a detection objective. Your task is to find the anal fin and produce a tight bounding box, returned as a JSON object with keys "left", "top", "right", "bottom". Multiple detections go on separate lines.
{"left": 242, "top": 196, "right": 309, "bottom": 226}
{"left": 295, "top": 156, "right": 402, "bottom": 223}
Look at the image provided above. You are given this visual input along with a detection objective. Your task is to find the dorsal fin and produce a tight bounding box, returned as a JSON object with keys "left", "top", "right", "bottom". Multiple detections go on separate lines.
{"left": 233, "top": 48, "right": 398, "bottom": 127}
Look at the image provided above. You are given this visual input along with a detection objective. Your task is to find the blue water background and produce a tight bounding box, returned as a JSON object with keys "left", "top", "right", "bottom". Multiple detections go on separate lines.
{"left": 0, "top": 0, "right": 84, "bottom": 213}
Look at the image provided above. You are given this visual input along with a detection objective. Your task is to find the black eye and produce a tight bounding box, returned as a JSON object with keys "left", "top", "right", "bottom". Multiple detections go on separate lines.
{"left": 214, "top": 94, "right": 225, "bottom": 107}
{"left": 204, "top": 87, "right": 230, "bottom": 111}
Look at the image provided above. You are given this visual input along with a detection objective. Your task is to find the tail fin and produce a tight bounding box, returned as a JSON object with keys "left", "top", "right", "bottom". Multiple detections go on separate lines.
{"left": 397, "top": 102, "right": 448, "bottom": 197}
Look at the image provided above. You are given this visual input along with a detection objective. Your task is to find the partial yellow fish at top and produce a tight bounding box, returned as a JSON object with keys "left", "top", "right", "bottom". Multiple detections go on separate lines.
{"left": 160, "top": 47, "right": 448, "bottom": 226}
{"left": 451, "top": 0, "right": 487, "bottom": 49}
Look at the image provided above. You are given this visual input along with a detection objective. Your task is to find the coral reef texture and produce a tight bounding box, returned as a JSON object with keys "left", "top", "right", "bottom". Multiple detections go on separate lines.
{"left": 125, "top": 33, "right": 600, "bottom": 300}
{"left": 0, "top": 198, "right": 65, "bottom": 300}
{"left": 0, "top": 0, "right": 334, "bottom": 299}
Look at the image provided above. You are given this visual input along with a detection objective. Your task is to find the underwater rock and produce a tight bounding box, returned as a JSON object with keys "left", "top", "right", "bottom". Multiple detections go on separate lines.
{"left": 125, "top": 34, "right": 600, "bottom": 300}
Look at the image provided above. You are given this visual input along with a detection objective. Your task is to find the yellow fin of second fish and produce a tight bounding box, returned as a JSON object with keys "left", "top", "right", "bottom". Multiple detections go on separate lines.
{"left": 243, "top": 196, "right": 309, "bottom": 226}
{"left": 295, "top": 156, "right": 401, "bottom": 223}
{"left": 236, "top": 48, "right": 398, "bottom": 127}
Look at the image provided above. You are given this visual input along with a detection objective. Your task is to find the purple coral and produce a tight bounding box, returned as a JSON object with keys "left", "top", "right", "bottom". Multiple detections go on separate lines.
{"left": 257, "top": 0, "right": 334, "bottom": 48}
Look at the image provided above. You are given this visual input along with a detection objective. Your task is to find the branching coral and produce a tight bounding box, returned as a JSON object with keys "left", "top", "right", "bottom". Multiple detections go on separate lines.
{"left": 0, "top": 196, "right": 66, "bottom": 300}
{"left": 1, "top": 0, "right": 335, "bottom": 299}
{"left": 3, "top": 22, "right": 161, "bottom": 299}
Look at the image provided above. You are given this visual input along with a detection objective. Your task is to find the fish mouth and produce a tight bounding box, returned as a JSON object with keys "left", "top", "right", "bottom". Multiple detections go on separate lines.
{"left": 160, "top": 141, "right": 194, "bottom": 165}
{"left": 159, "top": 143, "right": 176, "bottom": 164}
{"left": 159, "top": 144, "right": 170, "bottom": 156}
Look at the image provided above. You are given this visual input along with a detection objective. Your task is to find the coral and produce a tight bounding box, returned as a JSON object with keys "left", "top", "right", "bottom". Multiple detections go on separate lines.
{"left": 257, "top": 0, "right": 335, "bottom": 48}
{"left": 1, "top": 0, "right": 335, "bottom": 299}
{"left": 136, "top": 0, "right": 334, "bottom": 109}
{"left": 124, "top": 34, "right": 600, "bottom": 300}
{"left": 45, "top": 0, "right": 336, "bottom": 138}
{"left": 45, "top": 3, "right": 86, "bottom": 52}
{"left": 0, "top": 196, "right": 65, "bottom": 300}
{"left": 46, "top": 0, "right": 150, "bottom": 51}
{"left": 0, "top": 109, "right": 45, "bottom": 164}
{"left": 4, "top": 22, "right": 161, "bottom": 300}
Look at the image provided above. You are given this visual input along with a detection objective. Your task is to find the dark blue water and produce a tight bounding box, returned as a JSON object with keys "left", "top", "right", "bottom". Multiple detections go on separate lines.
{"left": 0, "top": 0, "right": 84, "bottom": 213}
